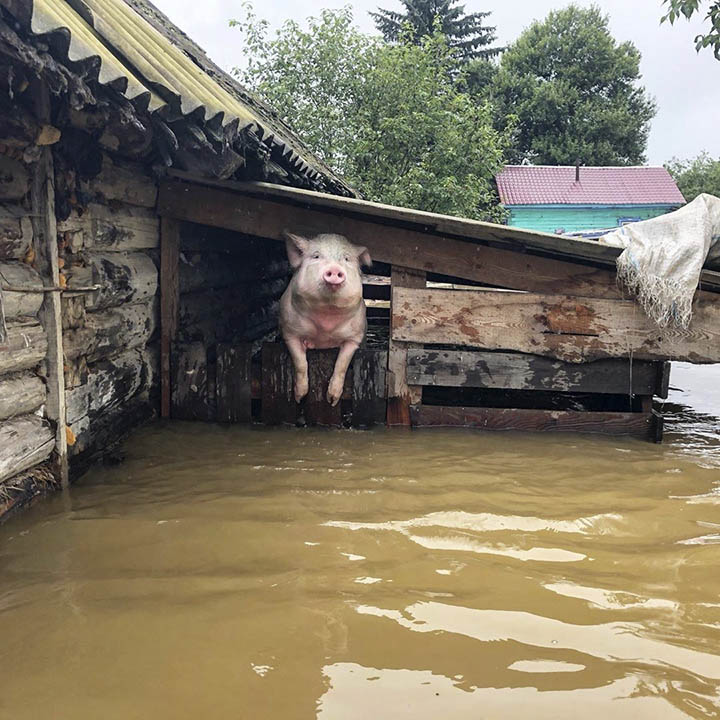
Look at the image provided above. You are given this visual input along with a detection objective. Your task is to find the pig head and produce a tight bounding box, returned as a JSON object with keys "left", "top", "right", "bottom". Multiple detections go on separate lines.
{"left": 279, "top": 231, "right": 372, "bottom": 406}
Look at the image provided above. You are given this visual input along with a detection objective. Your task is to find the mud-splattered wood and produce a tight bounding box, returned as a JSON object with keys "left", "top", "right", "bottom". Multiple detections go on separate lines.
{"left": 0, "top": 415, "right": 55, "bottom": 483}
{"left": 407, "top": 349, "right": 670, "bottom": 397}
{"left": 304, "top": 349, "right": 343, "bottom": 427}
{"left": 171, "top": 342, "right": 211, "bottom": 421}
{"left": 352, "top": 349, "right": 387, "bottom": 426}
{"left": 0, "top": 375, "right": 45, "bottom": 420}
{"left": 217, "top": 343, "right": 252, "bottom": 423}
{"left": 261, "top": 342, "right": 297, "bottom": 425}
{"left": 0, "top": 322, "right": 47, "bottom": 373}
{"left": 411, "top": 405, "right": 661, "bottom": 441}
{"left": 88, "top": 203, "right": 159, "bottom": 251}
{"left": 160, "top": 217, "right": 179, "bottom": 418}
{"left": 89, "top": 155, "right": 158, "bottom": 208}
{"left": 392, "top": 287, "right": 720, "bottom": 364}
{"left": 0, "top": 204, "right": 32, "bottom": 261}
{"left": 84, "top": 251, "right": 158, "bottom": 310}
{"left": 0, "top": 262, "right": 43, "bottom": 318}
{"left": 0, "top": 155, "right": 29, "bottom": 201}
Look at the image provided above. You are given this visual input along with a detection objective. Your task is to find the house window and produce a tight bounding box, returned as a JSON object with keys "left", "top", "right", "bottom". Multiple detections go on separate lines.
{"left": 617, "top": 217, "right": 642, "bottom": 226}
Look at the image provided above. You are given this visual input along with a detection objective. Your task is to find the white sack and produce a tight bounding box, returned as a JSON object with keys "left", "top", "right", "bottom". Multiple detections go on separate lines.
{"left": 598, "top": 193, "right": 720, "bottom": 328}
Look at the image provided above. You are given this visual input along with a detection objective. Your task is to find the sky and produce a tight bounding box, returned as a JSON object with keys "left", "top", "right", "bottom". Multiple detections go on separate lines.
{"left": 150, "top": 0, "right": 720, "bottom": 166}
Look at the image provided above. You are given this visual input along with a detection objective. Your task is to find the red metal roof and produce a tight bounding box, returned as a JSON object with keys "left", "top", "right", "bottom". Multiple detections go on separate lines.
{"left": 496, "top": 165, "right": 685, "bottom": 206}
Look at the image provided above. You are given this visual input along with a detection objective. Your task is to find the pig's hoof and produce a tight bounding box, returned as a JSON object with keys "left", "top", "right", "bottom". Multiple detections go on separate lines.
{"left": 294, "top": 379, "right": 308, "bottom": 404}
{"left": 327, "top": 379, "right": 343, "bottom": 407}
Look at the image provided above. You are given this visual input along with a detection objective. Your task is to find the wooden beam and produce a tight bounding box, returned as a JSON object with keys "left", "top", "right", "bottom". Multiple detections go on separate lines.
{"left": 216, "top": 344, "right": 252, "bottom": 423}
{"left": 30, "top": 81, "right": 67, "bottom": 487}
{"left": 387, "top": 267, "right": 425, "bottom": 427}
{"left": 406, "top": 349, "right": 668, "bottom": 396}
{"left": 352, "top": 349, "right": 387, "bottom": 426}
{"left": 160, "top": 216, "right": 180, "bottom": 418}
{"left": 157, "top": 181, "right": 626, "bottom": 298}
{"left": 411, "top": 405, "right": 661, "bottom": 441}
{"left": 391, "top": 287, "right": 720, "bottom": 364}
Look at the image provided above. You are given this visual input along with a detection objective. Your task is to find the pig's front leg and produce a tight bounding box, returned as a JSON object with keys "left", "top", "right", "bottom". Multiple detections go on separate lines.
{"left": 285, "top": 334, "right": 309, "bottom": 403}
{"left": 327, "top": 340, "right": 359, "bottom": 406}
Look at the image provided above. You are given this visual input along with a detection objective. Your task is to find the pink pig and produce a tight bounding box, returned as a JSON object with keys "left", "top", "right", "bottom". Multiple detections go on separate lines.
{"left": 279, "top": 231, "right": 372, "bottom": 406}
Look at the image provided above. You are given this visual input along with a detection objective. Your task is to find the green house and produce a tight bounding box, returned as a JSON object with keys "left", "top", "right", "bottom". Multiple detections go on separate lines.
{"left": 496, "top": 165, "right": 685, "bottom": 235}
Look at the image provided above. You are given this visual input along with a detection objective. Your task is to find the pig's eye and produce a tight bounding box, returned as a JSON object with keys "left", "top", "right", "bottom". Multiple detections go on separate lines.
{"left": 343, "top": 255, "right": 350, "bottom": 262}
{"left": 312, "top": 252, "right": 321, "bottom": 259}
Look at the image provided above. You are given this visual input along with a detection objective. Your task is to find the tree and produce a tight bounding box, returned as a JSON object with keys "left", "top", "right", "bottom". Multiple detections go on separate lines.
{"left": 370, "top": 0, "right": 501, "bottom": 60}
{"left": 491, "top": 4, "right": 656, "bottom": 166}
{"left": 661, "top": 1, "right": 720, "bottom": 59}
{"left": 666, "top": 152, "right": 720, "bottom": 201}
{"left": 231, "top": 5, "right": 510, "bottom": 220}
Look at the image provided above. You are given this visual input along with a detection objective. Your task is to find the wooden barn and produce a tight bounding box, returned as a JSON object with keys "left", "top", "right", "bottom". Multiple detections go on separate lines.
{"left": 2, "top": 0, "right": 720, "bottom": 520}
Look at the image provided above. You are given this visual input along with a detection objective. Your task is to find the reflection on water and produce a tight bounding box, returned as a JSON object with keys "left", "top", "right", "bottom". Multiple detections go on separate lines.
{"left": 0, "top": 364, "right": 719, "bottom": 719}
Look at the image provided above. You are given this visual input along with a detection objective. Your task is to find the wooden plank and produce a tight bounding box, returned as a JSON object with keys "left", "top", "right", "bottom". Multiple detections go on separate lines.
{"left": 0, "top": 375, "right": 45, "bottom": 421}
{"left": 171, "top": 342, "right": 211, "bottom": 421}
{"left": 30, "top": 82, "right": 67, "bottom": 486}
{"left": 0, "top": 262, "right": 44, "bottom": 318}
{"left": 0, "top": 415, "right": 54, "bottom": 483}
{"left": 216, "top": 343, "right": 252, "bottom": 423}
{"left": 305, "top": 349, "right": 343, "bottom": 427}
{"left": 160, "top": 217, "right": 179, "bottom": 418}
{"left": 0, "top": 154, "right": 29, "bottom": 201}
{"left": 89, "top": 203, "right": 159, "bottom": 251}
{"left": 84, "top": 251, "right": 158, "bottom": 310}
{"left": 0, "top": 322, "right": 47, "bottom": 373}
{"left": 158, "top": 181, "right": 625, "bottom": 298}
{"left": 407, "top": 349, "right": 666, "bottom": 396}
{"left": 261, "top": 342, "right": 296, "bottom": 425}
{"left": 89, "top": 154, "right": 158, "bottom": 208}
{"left": 656, "top": 362, "right": 671, "bottom": 399}
{"left": 159, "top": 177, "right": 720, "bottom": 294}
{"left": 0, "top": 204, "right": 33, "bottom": 261}
{"left": 411, "top": 405, "right": 660, "bottom": 440}
{"left": 387, "top": 267, "right": 425, "bottom": 427}
{"left": 391, "top": 287, "right": 720, "bottom": 364}
{"left": 352, "top": 349, "right": 387, "bottom": 426}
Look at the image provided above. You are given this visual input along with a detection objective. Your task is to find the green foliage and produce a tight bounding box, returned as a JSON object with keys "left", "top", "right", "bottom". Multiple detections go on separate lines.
{"left": 370, "top": 0, "right": 501, "bottom": 60}
{"left": 661, "top": 0, "right": 720, "bottom": 59}
{"left": 231, "top": 4, "right": 510, "bottom": 221}
{"left": 491, "top": 4, "right": 656, "bottom": 166}
{"left": 666, "top": 152, "right": 720, "bottom": 201}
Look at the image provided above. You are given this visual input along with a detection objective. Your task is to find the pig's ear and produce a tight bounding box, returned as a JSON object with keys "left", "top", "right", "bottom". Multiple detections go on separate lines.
{"left": 355, "top": 245, "right": 372, "bottom": 268}
{"left": 283, "top": 231, "right": 309, "bottom": 269}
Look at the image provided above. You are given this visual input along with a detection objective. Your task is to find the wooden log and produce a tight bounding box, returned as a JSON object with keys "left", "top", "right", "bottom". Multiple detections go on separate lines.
{"left": 0, "top": 374, "right": 45, "bottom": 420}
{"left": 157, "top": 181, "right": 628, "bottom": 299}
{"left": 0, "top": 203, "right": 33, "bottom": 260}
{"left": 0, "top": 414, "right": 54, "bottom": 483}
{"left": 352, "top": 349, "right": 387, "bottom": 426}
{"left": 0, "top": 461, "right": 57, "bottom": 523}
{"left": 387, "top": 267, "right": 425, "bottom": 426}
{"left": 407, "top": 349, "right": 668, "bottom": 397}
{"left": 0, "top": 261, "right": 44, "bottom": 318}
{"left": 84, "top": 250, "right": 158, "bottom": 310}
{"left": 161, "top": 217, "right": 179, "bottom": 418}
{"left": 410, "top": 405, "right": 660, "bottom": 440}
{"left": 179, "top": 251, "right": 245, "bottom": 294}
{"left": 61, "top": 295, "right": 86, "bottom": 330}
{"left": 64, "top": 355, "right": 89, "bottom": 390}
{"left": 88, "top": 203, "right": 159, "bottom": 251}
{"left": 261, "top": 342, "right": 296, "bottom": 425}
{"left": 305, "top": 349, "right": 343, "bottom": 427}
{"left": 0, "top": 154, "right": 30, "bottom": 200}
{"left": 391, "top": 287, "right": 720, "bottom": 364}
{"left": 64, "top": 300, "right": 157, "bottom": 362}
{"left": 216, "top": 343, "right": 252, "bottom": 423}
{"left": 0, "top": 322, "right": 47, "bottom": 373}
{"left": 87, "top": 154, "right": 158, "bottom": 208}
{"left": 178, "top": 286, "right": 248, "bottom": 344}
{"left": 171, "top": 342, "right": 211, "bottom": 421}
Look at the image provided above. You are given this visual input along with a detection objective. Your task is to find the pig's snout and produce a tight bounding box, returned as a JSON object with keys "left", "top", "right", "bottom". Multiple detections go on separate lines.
{"left": 323, "top": 266, "right": 345, "bottom": 288}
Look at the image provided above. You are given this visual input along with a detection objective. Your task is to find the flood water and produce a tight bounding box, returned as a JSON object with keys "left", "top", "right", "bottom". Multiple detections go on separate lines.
{"left": 1, "top": 365, "right": 720, "bottom": 719}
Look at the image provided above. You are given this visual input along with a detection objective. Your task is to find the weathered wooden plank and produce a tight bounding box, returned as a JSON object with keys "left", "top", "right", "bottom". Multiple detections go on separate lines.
{"left": 179, "top": 251, "right": 246, "bottom": 294}
{"left": 0, "top": 374, "right": 45, "bottom": 420}
{"left": 0, "top": 154, "right": 29, "bottom": 201}
{"left": 216, "top": 343, "right": 252, "bottom": 423}
{"left": 411, "top": 405, "right": 660, "bottom": 440}
{"left": 352, "top": 348, "right": 387, "bottom": 426}
{"left": 89, "top": 203, "right": 159, "bottom": 251}
{"left": 0, "top": 414, "right": 54, "bottom": 483}
{"left": 392, "top": 287, "right": 720, "bottom": 364}
{"left": 160, "top": 217, "right": 179, "bottom": 418}
{"left": 0, "top": 322, "right": 47, "bottom": 373}
{"left": 261, "top": 342, "right": 296, "bottom": 425}
{"left": 387, "top": 267, "right": 425, "bottom": 427}
{"left": 88, "top": 155, "right": 158, "bottom": 208}
{"left": 157, "top": 181, "right": 627, "bottom": 298}
{"left": 305, "top": 349, "right": 343, "bottom": 427}
{"left": 406, "top": 349, "right": 668, "bottom": 396}
{"left": 0, "top": 261, "right": 43, "bottom": 318}
{"left": 84, "top": 251, "right": 158, "bottom": 310}
{"left": 0, "top": 203, "right": 32, "bottom": 261}
{"left": 171, "top": 342, "right": 211, "bottom": 421}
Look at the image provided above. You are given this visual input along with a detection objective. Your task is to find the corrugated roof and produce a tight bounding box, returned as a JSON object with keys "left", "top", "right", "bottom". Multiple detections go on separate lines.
{"left": 4, "top": 0, "right": 350, "bottom": 192}
{"left": 496, "top": 165, "right": 685, "bottom": 206}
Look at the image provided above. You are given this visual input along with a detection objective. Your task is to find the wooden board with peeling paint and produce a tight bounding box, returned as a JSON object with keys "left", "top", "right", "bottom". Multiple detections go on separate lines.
{"left": 392, "top": 287, "right": 720, "bottom": 364}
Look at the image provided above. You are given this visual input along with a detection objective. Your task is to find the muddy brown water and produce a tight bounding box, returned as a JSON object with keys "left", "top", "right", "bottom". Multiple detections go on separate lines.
{"left": 2, "top": 364, "right": 720, "bottom": 719}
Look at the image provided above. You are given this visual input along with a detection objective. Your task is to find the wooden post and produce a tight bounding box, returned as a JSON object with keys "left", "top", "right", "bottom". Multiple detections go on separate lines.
{"left": 387, "top": 266, "right": 425, "bottom": 426}
{"left": 30, "top": 81, "right": 68, "bottom": 487}
{"left": 160, "top": 217, "right": 180, "bottom": 418}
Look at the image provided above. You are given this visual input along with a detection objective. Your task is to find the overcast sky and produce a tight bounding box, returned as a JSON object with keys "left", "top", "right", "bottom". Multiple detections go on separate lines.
{"left": 151, "top": 0, "right": 719, "bottom": 166}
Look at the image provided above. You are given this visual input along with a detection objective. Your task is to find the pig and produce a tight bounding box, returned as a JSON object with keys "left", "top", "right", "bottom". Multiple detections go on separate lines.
{"left": 279, "top": 231, "right": 372, "bottom": 406}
